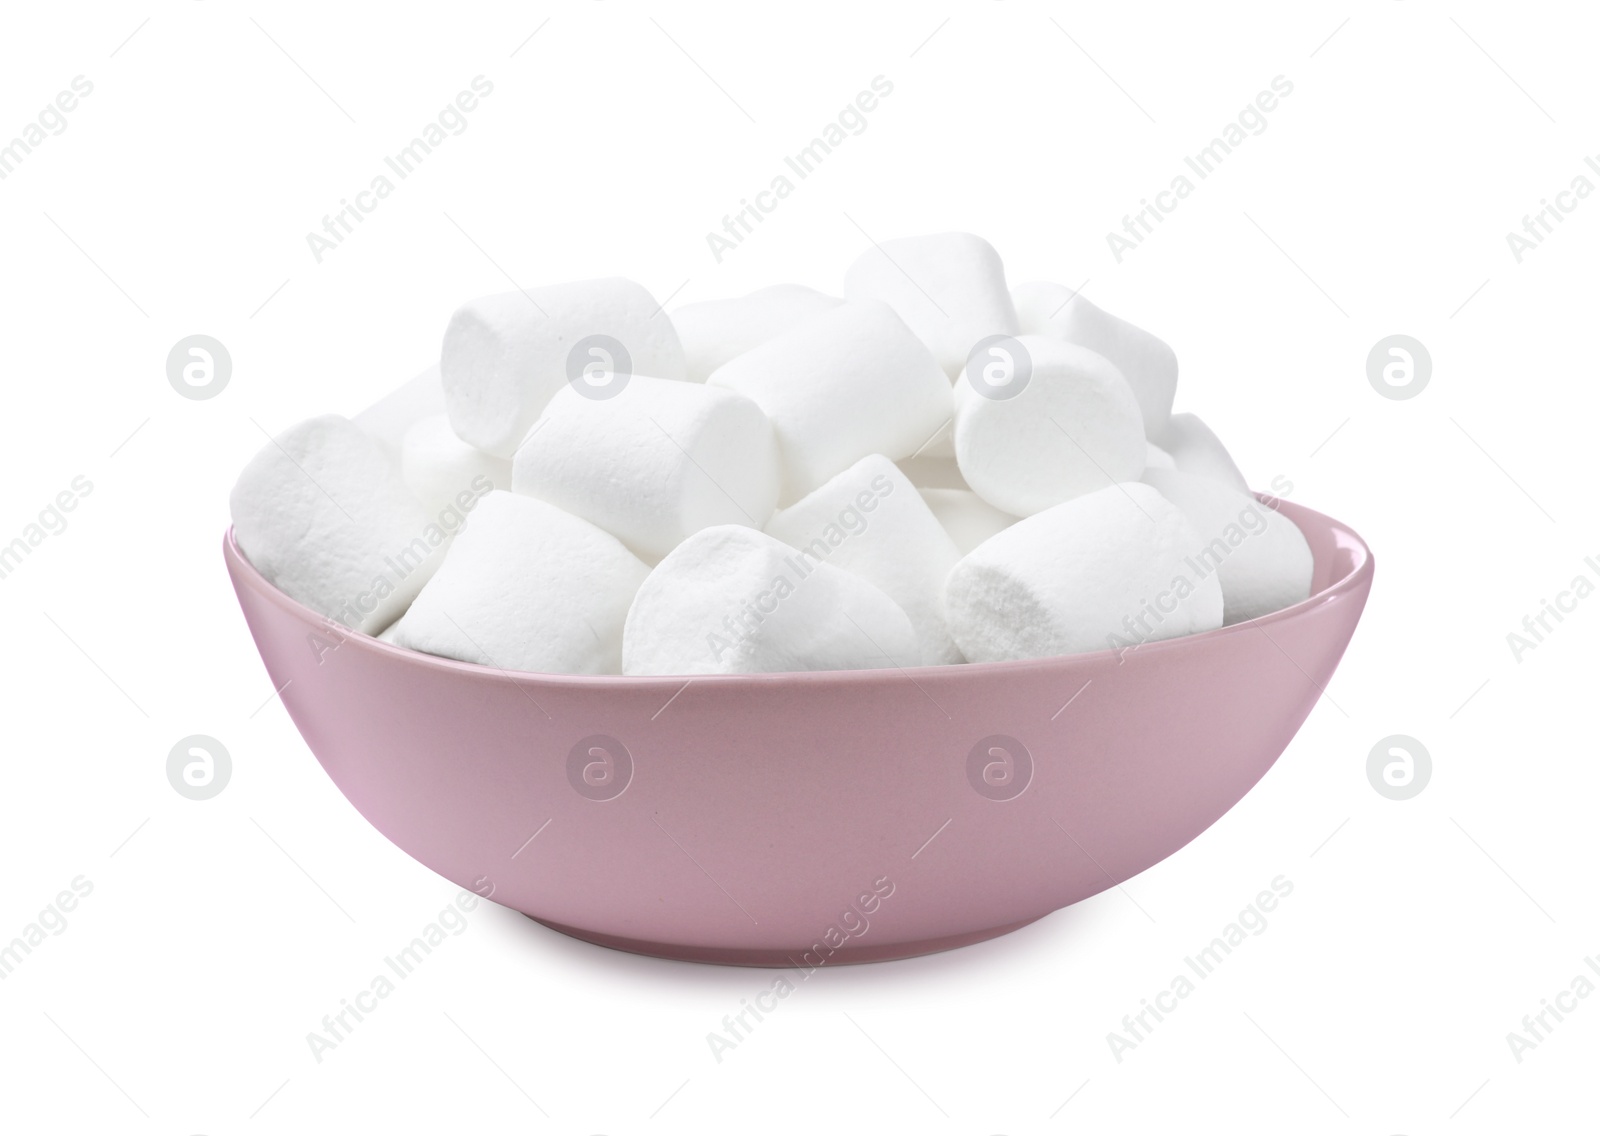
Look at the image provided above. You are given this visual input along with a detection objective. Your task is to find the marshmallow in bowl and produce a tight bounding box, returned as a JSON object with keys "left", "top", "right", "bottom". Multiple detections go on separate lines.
{"left": 1155, "top": 412, "right": 1250, "bottom": 493}
{"left": 896, "top": 454, "right": 967, "bottom": 491}
{"left": 1012, "top": 282, "right": 1178, "bottom": 437}
{"left": 1142, "top": 468, "right": 1312, "bottom": 624}
{"left": 670, "top": 284, "right": 843, "bottom": 381}
{"left": 353, "top": 363, "right": 447, "bottom": 457}
{"left": 512, "top": 375, "right": 780, "bottom": 559}
{"left": 907, "top": 415, "right": 957, "bottom": 461}
{"left": 945, "top": 482, "right": 1223, "bottom": 661}
{"left": 953, "top": 334, "right": 1146, "bottom": 516}
{"left": 917, "top": 488, "right": 1017, "bottom": 557}
{"left": 440, "top": 278, "right": 687, "bottom": 458}
{"left": 234, "top": 232, "right": 1330, "bottom": 677}
{"left": 401, "top": 414, "right": 511, "bottom": 517}
{"left": 707, "top": 300, "right": 952, "bottom": 503}
{"left": 623, "top": 525, "right": 918, "bottom": 675}
{"left": 844, "top": 232, "right": 1020, "bottom": 379}
{"left": 230, "top": 415, "right": 444, "bottom": 634}
{"left": 388, "top": 492, "right": 649, "bottom": 674}
{"left": 766, "top": 455, "right": 964, "bottom": 665}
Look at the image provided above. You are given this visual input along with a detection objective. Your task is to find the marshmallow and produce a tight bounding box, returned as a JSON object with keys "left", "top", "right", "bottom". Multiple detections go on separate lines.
{"left": 707, "top": 301, "right": 952, "bottom": 502}
{"left": 1012, "top": 283, "right": 1178, "bottom": 437}
{"left": 388, "top": 492, "right": 648, "bottom": 674}
{"left": 1142, "top": 468, "right": 1312, "bottom": 624}
{"left": 953, "top": 334, "right": 1146, "bottom": 516}
{"left": 843, "top": 233, "right": 1020, "bottom": 378}
{"left": 440, "top": 278, "right": 686, "bottom": 458}
{"left": 401, "top": 414, "right": 511, "bottom": 517}
{"left": 918, "top": 488, "right": 1017, "bottom": 557}
{"left": 766, "top": 455, "right": 963, "bottom": 665}
{"left": 230, "top": 415, "right": 444, "bottom": 634}
{"left": 907, "top": 414, "right": 956, "bottom": 460}
{"left": 945, "top": 482, "right": 1223, "bottom": 661}
{"left": 623, "top": 525, "right": 918, "bottom": 675}
{"left": 670, "top": 284, "right": 843, "bottom": 381}
{"left": 1156, "top": 412, "right": 1250, "bottom": 493}
{"left": 353, "top": 363, "right": 446, "bottom": 456}
{"left": 512, "top": 376, "right": 780, "bottom": 559}
{"left": 897, "top": 455, "right": 968, "bottom": 490}
{"left": 1146, "top": 442, "right": 1177, "bottom": 471}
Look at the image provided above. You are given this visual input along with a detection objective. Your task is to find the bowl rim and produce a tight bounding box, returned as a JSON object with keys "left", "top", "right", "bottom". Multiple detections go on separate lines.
{"left": 225, "top": 494, "right": 1373, "bottom": 690}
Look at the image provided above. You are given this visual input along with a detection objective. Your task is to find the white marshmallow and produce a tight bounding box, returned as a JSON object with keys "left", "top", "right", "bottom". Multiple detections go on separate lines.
{"left": 918, "top": 488, "right": 1017, "bottom": 557}
{"left": 353, "top": 363, "right": 446, "bottom": 456}
{"left": 707, "top": 301, "right": 952, "bottom": 502}
{"left": 953, "top": 334, "right": 1146, "bottom": 516}
{"left": 945, "top": 482, "right": 1223, "bottom": 661}
{"left": 388, "top": 492, "right": 648, "bottom": 674}
{"left": 1156, "top": 412, "right": 1250, "bottom": 493}
{"left": 401, "top": 414, "right": 511, "bottom": 517}
{"left": 1012, "top": 283, "right": 1178, "bottom": 437}
{"left": 1142, "top": 468, "right": 1312, "bottom": 624}
{"left": 766, "top": 455, "right": 963, "bottom": 665}
{"left": 512, "top": 376, "right": 780, "bottom": 559}
{"left": 230, "top": 415, "right": 444, "bottom": 634}
{"left": 844, "top": 233, "right": 1020, "bottom": 378}
{"left": 670, "top": 284, "right": 843, "bottom": 381}
{"left": 440, "top": 278, "right": 686, "bottom": 458}
{"left": 906, "top": 413, "right": 956, "bottom": 460}
{"left": 623, "top": 525, "right": 918, "bottom": 675}
{"left": 897, "top": 454, "right": 968, "bottom": 490}
{"left": 1146, "top": 442, "right": 1177, "bottom": 470}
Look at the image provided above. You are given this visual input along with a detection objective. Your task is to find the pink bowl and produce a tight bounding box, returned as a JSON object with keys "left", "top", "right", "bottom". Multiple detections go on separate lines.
{"left": 225, "top": 497, "right": 1372, "bottom": 966}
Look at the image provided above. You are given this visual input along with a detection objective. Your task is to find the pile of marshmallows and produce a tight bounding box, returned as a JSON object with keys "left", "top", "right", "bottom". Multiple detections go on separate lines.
{"left": 231, "top": 233, "right": 1313, "bottom": 676}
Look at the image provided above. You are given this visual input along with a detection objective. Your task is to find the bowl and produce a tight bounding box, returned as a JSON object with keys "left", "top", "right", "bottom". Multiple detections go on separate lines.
{"left": 224, "top": 496, "right": 1372, "bottom": 966}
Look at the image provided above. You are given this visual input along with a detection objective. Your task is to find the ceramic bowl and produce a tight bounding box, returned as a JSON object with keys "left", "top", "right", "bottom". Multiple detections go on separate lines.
{"left": 225, "top": 497, "right": 1372, "bottom": 966}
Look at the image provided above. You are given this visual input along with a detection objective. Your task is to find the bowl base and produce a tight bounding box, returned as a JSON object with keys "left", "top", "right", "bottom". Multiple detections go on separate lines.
{"left": 527, "top": 914, "right": 1046, "bottom": 967}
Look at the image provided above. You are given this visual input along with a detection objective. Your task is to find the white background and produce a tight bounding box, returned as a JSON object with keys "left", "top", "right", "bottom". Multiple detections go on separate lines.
{"left": 1, "top": 1, "right": 1595, "bottom": 1131}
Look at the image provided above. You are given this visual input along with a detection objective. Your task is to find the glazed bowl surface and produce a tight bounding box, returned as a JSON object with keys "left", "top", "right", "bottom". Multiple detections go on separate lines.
{"left": 224, "top": 497, "right": 1372, "bottom": 966}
